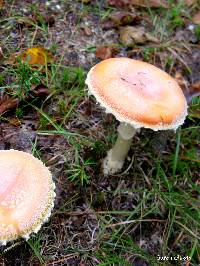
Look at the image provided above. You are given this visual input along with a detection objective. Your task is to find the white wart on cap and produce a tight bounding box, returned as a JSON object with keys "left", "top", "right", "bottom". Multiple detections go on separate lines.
{"left": 0, "top": 150, "right": 55, "bottom": 245}
{"left": 86, "top": 58, "right": 187, "bottom": 130}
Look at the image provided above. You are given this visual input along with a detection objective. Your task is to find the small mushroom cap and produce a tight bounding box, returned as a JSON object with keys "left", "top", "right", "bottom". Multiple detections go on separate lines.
{"left": 0, "top": 150, "right": 55, "bottom": 245}
{"left": 86, "top": 58, "right": 187, "bottom": 130}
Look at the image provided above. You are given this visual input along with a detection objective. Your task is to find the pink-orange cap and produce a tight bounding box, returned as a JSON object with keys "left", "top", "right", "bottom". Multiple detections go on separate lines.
{"left": 86, "top": 58, "right": 187, "bottom": 130}
{"left": 0, "top": 150, "right": 55, "bottom": 245}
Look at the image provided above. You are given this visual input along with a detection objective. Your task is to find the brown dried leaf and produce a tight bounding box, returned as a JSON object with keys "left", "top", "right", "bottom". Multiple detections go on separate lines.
{"left": 0, "top": 0, "right": 4, "bottom": 9}
{"left": 175, "top": 72, "right": 188, "bottom": 88}
{"left": 108, "top": 11, "right": 137, "bottom": 26}
{"left": 192, "top": 10, "right": 200, "bottom": 24}
{"left": 175, "top": 72, "right": 200, "bottom": 103}
{"left": 131, "top": 0, "right": 169, "bottom": 8}
{"left": 6, "top": 47, "right": 54, "bottom": 66}
{"left": 107, "top": 0, "right": 169, "bottom": 8}
{"left": 82, "top": 26, "right": 92, "bottom": 36}
{"left": 96, "top": 46, "right": 119, "bottom": 60}
{"left": 190, "top": 80, "right": 200, "bottom": 98}
{"left": 107, "top": 0, "right": 132, "bottom": 8}
{"left": 9, "top": 117, "right": 21, "bottom": 127}
{"left": 120, "top": 26, "right": 159, "bottom": 47}
{"left": 102, "top": 21, "right": 116, "bottom": 30}
{"left": 175, "top": 72, "right": 190, "bottom": 101}
{"left": 0, "top": 96, "right": 19, "bottom": 114}
{"left": 183, "top": 0, "right": 196, "bottom": 6}
{"left": 45, "top": 15, "right": 55, "bottom": 27}
{"left": 31, "top": 84, "right": 50, "bottom": 97}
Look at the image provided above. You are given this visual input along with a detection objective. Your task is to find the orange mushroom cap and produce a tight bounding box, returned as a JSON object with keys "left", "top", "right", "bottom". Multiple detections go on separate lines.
{"left": 0, "top": 150, "right": 55, "bottom": 245}
{"left": 86, "top": 58, "right": 187, "bottom": 130}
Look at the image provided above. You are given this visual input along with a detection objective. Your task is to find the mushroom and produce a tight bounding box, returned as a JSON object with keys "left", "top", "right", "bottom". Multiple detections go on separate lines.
{"left": 0, "top": 149, "right": 55, "bottom": 245}
{"left": 85, "top": 58, "right": 188, "bottom": 175}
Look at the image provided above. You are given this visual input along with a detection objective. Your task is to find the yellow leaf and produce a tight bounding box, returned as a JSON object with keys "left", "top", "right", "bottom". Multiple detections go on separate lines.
{"left": 20, "top": 47, "right": 54, "bottom": 65}
{"left": 6, "top": 47, "right": 54, "bottom": 66}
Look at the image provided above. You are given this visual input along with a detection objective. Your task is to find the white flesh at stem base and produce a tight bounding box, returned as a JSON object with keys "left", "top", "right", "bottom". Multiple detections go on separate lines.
{"left": 103, "top": 122, "right": 139, "bottom": 175}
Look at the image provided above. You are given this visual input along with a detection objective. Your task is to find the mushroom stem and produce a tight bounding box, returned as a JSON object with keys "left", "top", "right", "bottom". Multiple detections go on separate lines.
{"left": 103, "top": 122, "right": 138, "bottom": 175}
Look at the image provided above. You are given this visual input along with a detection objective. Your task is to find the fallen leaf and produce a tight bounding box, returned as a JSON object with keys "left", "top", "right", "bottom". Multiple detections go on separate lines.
{"left": 174, "top": 29, "right": 197, "bottom": 44}
{"left": 103, "top": 11, "right": 140, "bottom": 29}
{"left": 82, "top": 26, "right": 92, "bottom": 36}
{"left": 107, "top": 0, "right": 132, "bottom": 8}
{"left": 131, "top": 0, "right": 169, "bottom": 8}
{"left": 175, "top": 72, "right": 190, "bottom": 102}
{"left": 175, "top": 72, "right": 200, "bottom": 103}
{"left": 107, "top": 0, "right": 168, "bottom": 8}
{"left": 108, "top": 11, "right": 138, "bottom": 26}
{"left": 192, "top": 10, "right": 200, "bottom": 24}
{"left": 19, "top": 47, "right": 54, "bottom": 65}
{"left": 120, "top": 26, "right": 159, "bottom": 47}
{"left": 102, "top": 21, "right": 116, "bottom": 30}
{"left": 6, "top": 47, "right": 54, "bottom": 66}
{"left": 183, "top": 0, "right": 196, "bottom": 5}
{"left": 45, "top": 15, "right": 55, "bottom": 27}
{"left": 31, "top": 83, "right": 50, "bottom": 97}
{"left": 190, "top": 80, "right": 200, "bottom": 98}
{"left": 0, "top": 95, "right": 19, "bottom": 114}
{"left": 0, "top": 0, "right": 3, "bottom": 9}
{"left": 96, "top": 46, "right": 119, "bottom": 60}
{"left": 175, "top": 72, "right": 188, "bottom": 86}
{"left": 9, "top": 117, "right": 21, "bottom": 127}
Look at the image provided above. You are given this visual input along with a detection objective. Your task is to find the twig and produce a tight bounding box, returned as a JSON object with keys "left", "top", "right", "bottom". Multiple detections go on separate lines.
{"left": 105, "top": 219, "right": 166, "bottom": 228}
{"left": 45, "top": 253, "right": 79, "bottom": 266}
